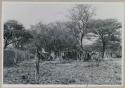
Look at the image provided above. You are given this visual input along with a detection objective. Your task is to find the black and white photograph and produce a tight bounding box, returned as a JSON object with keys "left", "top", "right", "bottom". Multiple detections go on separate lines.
{"left": 2, "top": 2, "right": 124, "bottom": 85}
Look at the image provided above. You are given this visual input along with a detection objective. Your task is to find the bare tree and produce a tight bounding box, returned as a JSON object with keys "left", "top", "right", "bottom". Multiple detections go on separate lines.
{"left": 67, "top": 4, "right": 95, "bottom": 60}
{"left": 68, "top": 5, "right": 95, "bottom": 49}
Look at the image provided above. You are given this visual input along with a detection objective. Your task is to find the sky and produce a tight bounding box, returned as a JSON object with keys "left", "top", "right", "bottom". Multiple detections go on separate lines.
{"left": 2, "top": 2, "right": 124, "bottom": 29}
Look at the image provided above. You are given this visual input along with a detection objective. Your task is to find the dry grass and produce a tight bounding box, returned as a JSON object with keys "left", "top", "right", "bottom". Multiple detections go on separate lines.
{"left": 3, "top": 58, "right": 121, "bottom": 84}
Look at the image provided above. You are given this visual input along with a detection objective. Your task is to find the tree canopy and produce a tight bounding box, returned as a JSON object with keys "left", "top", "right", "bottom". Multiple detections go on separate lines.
{"left": 4, "top": 20, "right": 33, "bottom": 49}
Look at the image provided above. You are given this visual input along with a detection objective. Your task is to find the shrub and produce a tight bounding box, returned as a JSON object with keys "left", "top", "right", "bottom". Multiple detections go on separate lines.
{"left": 4, "top": 49, "right": 16, "bottom": 67}
{"left": 4, "top": 48, "right": 31, "bottom": 67}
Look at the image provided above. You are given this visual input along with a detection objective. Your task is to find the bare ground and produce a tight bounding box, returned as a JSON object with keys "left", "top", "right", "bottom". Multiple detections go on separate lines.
{"left": 3, "top": 58, "right": 121, "bottom": 84}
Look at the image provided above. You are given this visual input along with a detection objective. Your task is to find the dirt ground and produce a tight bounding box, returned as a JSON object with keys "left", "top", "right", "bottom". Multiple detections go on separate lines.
{"left": 3, "top": 58, "right": 122, "bottom": 84}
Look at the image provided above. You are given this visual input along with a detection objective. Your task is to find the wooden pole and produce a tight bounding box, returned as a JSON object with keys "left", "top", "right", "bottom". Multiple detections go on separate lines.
{"left": 35, "top": 49, "right": 40, "bottom": 84}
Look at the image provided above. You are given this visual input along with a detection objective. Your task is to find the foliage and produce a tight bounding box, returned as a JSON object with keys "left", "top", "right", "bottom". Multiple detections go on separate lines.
{"left": 30, "top": 22, "right": 78, "bottom": 54}
{"left": 87, "top": 19, "right": 122, "bottom": 58}
{"left": 4, "top": 20, "right": 33, "bottom": 49}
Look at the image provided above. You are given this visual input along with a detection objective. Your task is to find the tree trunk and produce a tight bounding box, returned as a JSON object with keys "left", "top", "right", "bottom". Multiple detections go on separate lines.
{"left": 79, "top": 33, "right": 85, "bottom": 61}
{"left": 36, "top": 59, "right": 40, "bottom": 75}
{"left": 4, "top": 43, "right": 8, "bottom": 49}
{"left": 80, "top": 33, "right": 84, "bottom": 50}
{"left": 102, "top": 41, "right": 106, "bottom": 59}
{"left": 4, "top": 40, "right": 8, "bottom": 49}
{"left": 35, "top": 48, "right": 41, "bottom": 84}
